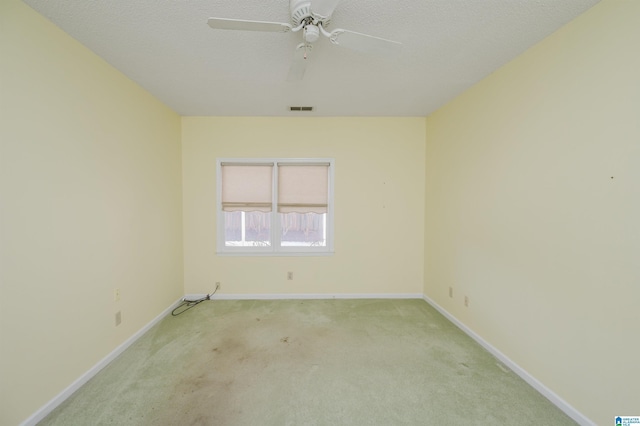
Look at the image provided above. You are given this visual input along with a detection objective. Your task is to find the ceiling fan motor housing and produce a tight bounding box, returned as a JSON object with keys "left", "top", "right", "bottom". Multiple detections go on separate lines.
{"left": 290, "top": 0, "right": 331, "bottom": 27}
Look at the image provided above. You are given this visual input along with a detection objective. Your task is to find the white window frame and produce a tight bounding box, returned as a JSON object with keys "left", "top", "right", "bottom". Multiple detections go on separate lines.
{"left": 216, "top": 158, "right": 335, "bottom": 256}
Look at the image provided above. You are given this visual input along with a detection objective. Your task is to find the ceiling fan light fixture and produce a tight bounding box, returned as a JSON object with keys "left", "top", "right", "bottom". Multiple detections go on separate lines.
{"left": 304, "top": 25, "right": 320, "bottom": 43}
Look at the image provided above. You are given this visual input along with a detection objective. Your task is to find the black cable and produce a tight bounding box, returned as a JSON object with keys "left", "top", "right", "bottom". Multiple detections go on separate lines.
{"left": 171, "top": 286, "right": 218, "bottom": 316}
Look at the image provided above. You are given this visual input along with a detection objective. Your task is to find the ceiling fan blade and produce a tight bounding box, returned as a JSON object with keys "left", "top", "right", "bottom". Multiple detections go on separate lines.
{"left": 310, "top": 0, "right": 341, "bottom": 19}
{"left": 207, "top": 18, "right": 292, "bottom": 33}
{"left": 287, "top": 44, "right": 310, "bottom": 81}
{"left": 328, "top": 29, "right": 402, "bottom": 55}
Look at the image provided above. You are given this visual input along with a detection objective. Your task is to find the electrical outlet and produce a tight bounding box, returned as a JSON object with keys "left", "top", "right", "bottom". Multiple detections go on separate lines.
{"left": 449, "top": 287, "right": 453, "bottom": 298}
{"left": 115, "top": 311, "right": 122, "bottom": 326}
{"left": 114, "top": 288, "right": 121, "bottom": 302}
{"left": 287, "top": 272, "right": 293, "bottom": 280}
{"left": 464, "top": 296, "right": 469, "bottom": 307}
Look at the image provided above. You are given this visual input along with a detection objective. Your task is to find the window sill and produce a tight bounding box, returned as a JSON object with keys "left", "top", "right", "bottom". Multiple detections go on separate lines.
{"left": 216, "top": 250, "right": 335, "bottom": 257}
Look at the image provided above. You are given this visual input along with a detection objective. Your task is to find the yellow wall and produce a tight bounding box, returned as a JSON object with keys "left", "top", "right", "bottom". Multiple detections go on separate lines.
{"left": 182, "top": 117, "right": 425, "bottom": 296}
{"left": 0, "top": 1, "right": 184, "bottom": 424}
{"left": 3, "top": 0, "right": 637, "bottom": 423}
{"left": 424, "top": 0, "right": 639, "bottom": 423}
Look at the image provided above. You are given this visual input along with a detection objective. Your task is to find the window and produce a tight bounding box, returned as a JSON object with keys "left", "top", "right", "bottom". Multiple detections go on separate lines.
{"left": 217, "top": 159, "right": 334, "bottom": 255}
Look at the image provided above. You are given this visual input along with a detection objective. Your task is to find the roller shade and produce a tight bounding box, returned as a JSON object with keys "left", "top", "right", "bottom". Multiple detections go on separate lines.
{"left": 278, "top": 164, "right": 329, "bottom": 214}
{"left": 221, "top": 163, "right": 273, "bottom": 212}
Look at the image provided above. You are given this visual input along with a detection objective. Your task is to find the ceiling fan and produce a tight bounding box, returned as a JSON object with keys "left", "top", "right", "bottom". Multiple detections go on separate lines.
{"left": 207, "top": 0, "right": 402, "bottom": 81}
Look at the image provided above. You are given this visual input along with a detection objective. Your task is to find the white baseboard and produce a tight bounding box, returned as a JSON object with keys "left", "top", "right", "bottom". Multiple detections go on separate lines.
{"left": 183, "top": 293, "right": 214, "bottom": 300}
{"left": 201, "top": 293, "right": 424, "bottom": 300}
{"left": 422, "top": 295, "right": 595, "bottom": 426}
{"left": 20, "top": 297, "right": 183, "bottom": 426}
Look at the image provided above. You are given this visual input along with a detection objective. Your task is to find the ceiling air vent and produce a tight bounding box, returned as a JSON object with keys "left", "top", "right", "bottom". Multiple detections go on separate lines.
{"left": 289, "top": 106, "right": 314, "bottom": 112}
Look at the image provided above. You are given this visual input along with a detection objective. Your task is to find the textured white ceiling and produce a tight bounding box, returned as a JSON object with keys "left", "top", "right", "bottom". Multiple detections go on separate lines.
{"left": 23, "top": 0, "right": 600, "bottom": 116}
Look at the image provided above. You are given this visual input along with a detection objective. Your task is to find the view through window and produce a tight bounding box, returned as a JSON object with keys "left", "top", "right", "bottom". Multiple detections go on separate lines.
{"left": 217, "top": 159, "right": 334, "bottom": 254}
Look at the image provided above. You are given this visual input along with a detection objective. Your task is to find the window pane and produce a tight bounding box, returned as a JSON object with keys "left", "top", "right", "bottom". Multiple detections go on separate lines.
{"left": 224, "top": 211, "right": 271, "bottom": 247}
{"left": 280, "top": 212, "right": 326, "bottom": 247}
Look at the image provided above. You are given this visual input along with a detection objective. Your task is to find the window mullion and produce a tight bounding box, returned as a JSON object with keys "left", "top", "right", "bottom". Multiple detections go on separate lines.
{"left": 272, "top": 163, "right": 280, "bottom": 250}
{"left": 241, "top": 211, "right": 246, "bottom": 245}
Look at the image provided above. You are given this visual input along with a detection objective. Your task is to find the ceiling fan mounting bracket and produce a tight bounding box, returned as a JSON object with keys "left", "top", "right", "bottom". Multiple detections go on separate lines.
{"left": 290, "top": 0, "right": 331, "bottom": 28}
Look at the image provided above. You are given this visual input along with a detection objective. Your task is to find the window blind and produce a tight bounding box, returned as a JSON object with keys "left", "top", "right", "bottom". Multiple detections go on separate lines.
{"left": 221, "top": 164, "right": 273, "bottom": 212}
{"left": 277, "top": 164, "right": 329, "bottom": 214}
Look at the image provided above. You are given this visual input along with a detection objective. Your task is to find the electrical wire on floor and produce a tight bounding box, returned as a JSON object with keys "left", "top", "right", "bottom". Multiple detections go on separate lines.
{"left": 172, "top": 284, "right": 219, "bottom": 316}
